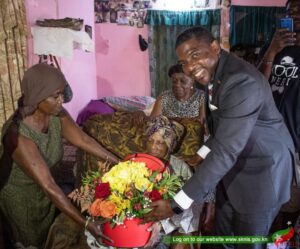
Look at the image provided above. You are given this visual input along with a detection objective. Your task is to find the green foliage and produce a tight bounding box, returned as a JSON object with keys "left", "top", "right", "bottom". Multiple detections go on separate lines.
{"left": 82, "top": 171, "right": 101, "bottom": 186}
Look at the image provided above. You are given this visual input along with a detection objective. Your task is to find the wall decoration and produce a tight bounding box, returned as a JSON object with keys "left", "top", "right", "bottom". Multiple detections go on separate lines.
{"left": 95, "top": 0, "right": 150, "bottom": 27}
{"left": 94, "top": 0, "right": 221, "bottom": 26}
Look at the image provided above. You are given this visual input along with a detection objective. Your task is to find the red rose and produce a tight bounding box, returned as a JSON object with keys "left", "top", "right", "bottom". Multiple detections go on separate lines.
{"left": 149, "top": 189, "right": 162, "bottom": 201}
{"left": 95, "top": 182, "right": 111, "bottom": 199}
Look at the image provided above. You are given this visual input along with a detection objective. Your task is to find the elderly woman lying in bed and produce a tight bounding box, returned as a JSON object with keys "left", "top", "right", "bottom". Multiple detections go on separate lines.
{"left": 79, "top": 64, "right": 207, "bottom": 172}
{"left": 45, "top": 115, "right": 214, "bottom": 249}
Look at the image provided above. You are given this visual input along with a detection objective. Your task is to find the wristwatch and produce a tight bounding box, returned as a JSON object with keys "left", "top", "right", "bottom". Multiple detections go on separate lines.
{"left": 169, "top": 199, "right": 184, "bottom": 214}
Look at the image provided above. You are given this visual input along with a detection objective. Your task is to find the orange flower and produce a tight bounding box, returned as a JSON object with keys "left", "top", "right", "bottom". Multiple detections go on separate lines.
{"left": 90, "top": 199, "right": 117, "bottom": 219}
{"left": 159, "top": 187, "right": 168, "bottom": 195}
{"left": 99, "top": 200, "right": 117, "bottom": 219}
{"left": 90, "top": 199, "right": 103, "bottom": 217}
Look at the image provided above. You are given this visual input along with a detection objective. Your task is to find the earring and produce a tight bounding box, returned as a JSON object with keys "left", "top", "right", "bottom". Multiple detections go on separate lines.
{"left": 191, "top": 86, "right": 194, "bottom": 89}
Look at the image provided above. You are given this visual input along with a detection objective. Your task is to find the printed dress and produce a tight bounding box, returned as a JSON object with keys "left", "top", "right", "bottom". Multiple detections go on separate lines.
{"left": 161, "top": 89, "right": 205, "bottom": 118}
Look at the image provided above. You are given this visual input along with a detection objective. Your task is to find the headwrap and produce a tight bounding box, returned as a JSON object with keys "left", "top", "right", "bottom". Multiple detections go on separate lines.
{"left": 18, "top": 63, "right": 71, "bottom": 116}
{"left": 146, "top": 115, "right": 185, "bottom": 153}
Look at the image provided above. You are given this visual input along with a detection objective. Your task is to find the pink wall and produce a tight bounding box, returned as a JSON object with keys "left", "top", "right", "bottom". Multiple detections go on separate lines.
{"left": 26, "top": 0, "right": 285, "bottom": 117}
{"left": 25, "top": 0, "right": 97, "bottom": 119}
{"left": 25, "top": 0, "right": 151, "bottom": 118}
{"left": 95, "top": 24, "right": 150, "bottom": 97}
{"left": 231, "top": 0, "right": 286, "bottom": 6}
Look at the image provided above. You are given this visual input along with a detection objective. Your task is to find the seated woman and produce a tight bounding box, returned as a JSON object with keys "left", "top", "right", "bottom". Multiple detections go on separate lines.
{"left": 134, "top": 64, "right": 206, "bottom": 128}
{"left": 152, "top": 64, "right": 205, "bottom": 120}
{"left": 0, "top": 64, "right": 119, "bottom": 248}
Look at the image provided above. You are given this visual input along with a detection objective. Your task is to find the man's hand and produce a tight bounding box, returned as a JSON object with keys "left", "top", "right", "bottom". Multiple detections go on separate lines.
{"left": 143, "top": 200, "right": 174, "bottom": 223}
{"left": 181, "top": 154, "right": 203, "bottom": 167}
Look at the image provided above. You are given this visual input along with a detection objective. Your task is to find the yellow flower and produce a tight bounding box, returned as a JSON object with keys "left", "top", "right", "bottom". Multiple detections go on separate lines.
{"left": 102, "top": 161, "right": 151, "bottom": 193}
{"left": 135, "top": 177, "right": 153, "bottom": 192}
{"left": 109, "top": 193, "right": 131, "bottom": 215}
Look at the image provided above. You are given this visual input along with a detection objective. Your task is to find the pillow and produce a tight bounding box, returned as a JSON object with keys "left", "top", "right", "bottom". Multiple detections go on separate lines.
{"left": 76, "top": 100, "right": 115, "bottom": 126}
{"left": 143, "top": 101, "right": 155, "bottom": 116}
{"left": 103, "top": 96, "right": 156, "bottom": 112}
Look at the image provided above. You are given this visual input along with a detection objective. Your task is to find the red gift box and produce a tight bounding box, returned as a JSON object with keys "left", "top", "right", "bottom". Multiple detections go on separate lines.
{"left": 103, "top": 217, "right": 153, "bottom": 248}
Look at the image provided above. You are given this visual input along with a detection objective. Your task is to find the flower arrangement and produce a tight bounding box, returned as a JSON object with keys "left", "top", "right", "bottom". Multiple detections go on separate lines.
{"left": 69, "top": 159, "right": 183, "bottom": 225}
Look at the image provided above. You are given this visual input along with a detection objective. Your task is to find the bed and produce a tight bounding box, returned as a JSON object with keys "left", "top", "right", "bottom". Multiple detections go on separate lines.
{"left": 75, "top": 96, "right": 205, "bottom": 185}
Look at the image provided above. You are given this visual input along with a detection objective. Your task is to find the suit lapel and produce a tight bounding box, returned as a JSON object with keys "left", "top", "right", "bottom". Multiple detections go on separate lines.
{"left": 211, "top": 50, "right": 229, "bottom": 106}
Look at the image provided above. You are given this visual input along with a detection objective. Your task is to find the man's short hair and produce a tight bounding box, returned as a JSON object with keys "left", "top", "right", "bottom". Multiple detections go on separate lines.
{"left": 175, "top": 26, "right": 215, "bottom": 49}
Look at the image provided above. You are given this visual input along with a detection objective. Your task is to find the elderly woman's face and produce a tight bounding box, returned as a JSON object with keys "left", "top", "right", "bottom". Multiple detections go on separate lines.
{"left": 171, "top": 72, "right": 195, "bottom": 101}
{"left": 176, "top": 37, "right": 220, "bottom": 86}
{"left": 38, "top": 86, "right": 64, "bottom": 115}
{"left": 146, "top": 132, "right": 168, "bottom": 159}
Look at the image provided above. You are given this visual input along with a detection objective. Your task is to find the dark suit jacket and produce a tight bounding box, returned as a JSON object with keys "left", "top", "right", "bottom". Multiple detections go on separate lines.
{"left": 183, "top": 50, "right": 294, "bottom": 213}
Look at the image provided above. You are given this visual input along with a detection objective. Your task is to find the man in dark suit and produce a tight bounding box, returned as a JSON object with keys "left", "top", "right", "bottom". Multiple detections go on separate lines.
{"left": 144, "top": 27, "right": 294, "bottom": 248}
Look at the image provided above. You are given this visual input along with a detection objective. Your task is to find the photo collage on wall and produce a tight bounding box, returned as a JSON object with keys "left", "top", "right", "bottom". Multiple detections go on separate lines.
{"left": 95, "top": 0, "right": 152, "bottom": 27}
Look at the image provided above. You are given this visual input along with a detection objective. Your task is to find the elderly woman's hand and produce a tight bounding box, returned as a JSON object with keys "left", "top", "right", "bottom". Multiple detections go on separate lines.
{"left": 86, "top": 220, "right": 113, "bottom": 245}
{"left": 144, "top": 222, "right": 162, "bottom": 248}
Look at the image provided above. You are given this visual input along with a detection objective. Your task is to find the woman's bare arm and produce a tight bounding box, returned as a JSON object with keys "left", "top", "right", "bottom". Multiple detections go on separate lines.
{"left": 59, "top": 110, "right": 119, "bottom": 164}
{"left": 4, "top": 130, "right": 109, "bottom": 241}
{"left": 150, "top": 95, "right": 163, "bottom": 117}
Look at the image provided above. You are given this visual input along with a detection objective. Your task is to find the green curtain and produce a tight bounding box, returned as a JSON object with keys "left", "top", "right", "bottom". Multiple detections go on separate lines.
{"left": 146, "top": 9, "right": 221, "bottom": 27}
{"left": 230, "top": 6, "right": 285, "bottom": 47}
{"left": 145, "top": 10, "right": 221, "bottom": 97}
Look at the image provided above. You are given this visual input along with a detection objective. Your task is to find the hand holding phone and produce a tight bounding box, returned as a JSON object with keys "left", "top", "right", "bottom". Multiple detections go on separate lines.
{"left": 279, "top": 18, "right": 294, "bottom": 32}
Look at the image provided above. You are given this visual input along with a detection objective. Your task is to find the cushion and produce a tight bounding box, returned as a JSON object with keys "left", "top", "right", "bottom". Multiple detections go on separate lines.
{"left": 76, "top": 100, "right": 115, "bottom": 126}
{"left": 173, "top": 118, "right": 204, "bottom": 157}
{"left": 103, "top": 96, "right": 155, "bottom": 112}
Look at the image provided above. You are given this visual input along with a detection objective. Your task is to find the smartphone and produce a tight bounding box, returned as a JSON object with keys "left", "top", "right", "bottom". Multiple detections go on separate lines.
{"left": 279, "top": 17, "right": 293, "bottom": 32}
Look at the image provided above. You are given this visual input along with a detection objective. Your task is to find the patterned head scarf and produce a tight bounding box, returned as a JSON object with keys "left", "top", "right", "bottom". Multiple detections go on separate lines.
{"left": 146, "top": 115, "right": 185, "bottom": 154}
{"left": 18, "top": 63, "right": 71, "bottom": 117}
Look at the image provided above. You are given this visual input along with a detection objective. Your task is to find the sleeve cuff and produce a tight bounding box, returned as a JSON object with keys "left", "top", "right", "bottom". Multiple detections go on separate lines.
{"left": 197, "top": 145, "right": 211, "bottom": 159}
{"left": 173, "top": 190, "right": 194, "bottom": 210}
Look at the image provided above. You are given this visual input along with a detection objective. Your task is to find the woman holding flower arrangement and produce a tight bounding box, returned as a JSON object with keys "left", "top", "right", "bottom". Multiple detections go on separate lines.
{"left": 0, "top": 64, "right": 119, "bottom": 248}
